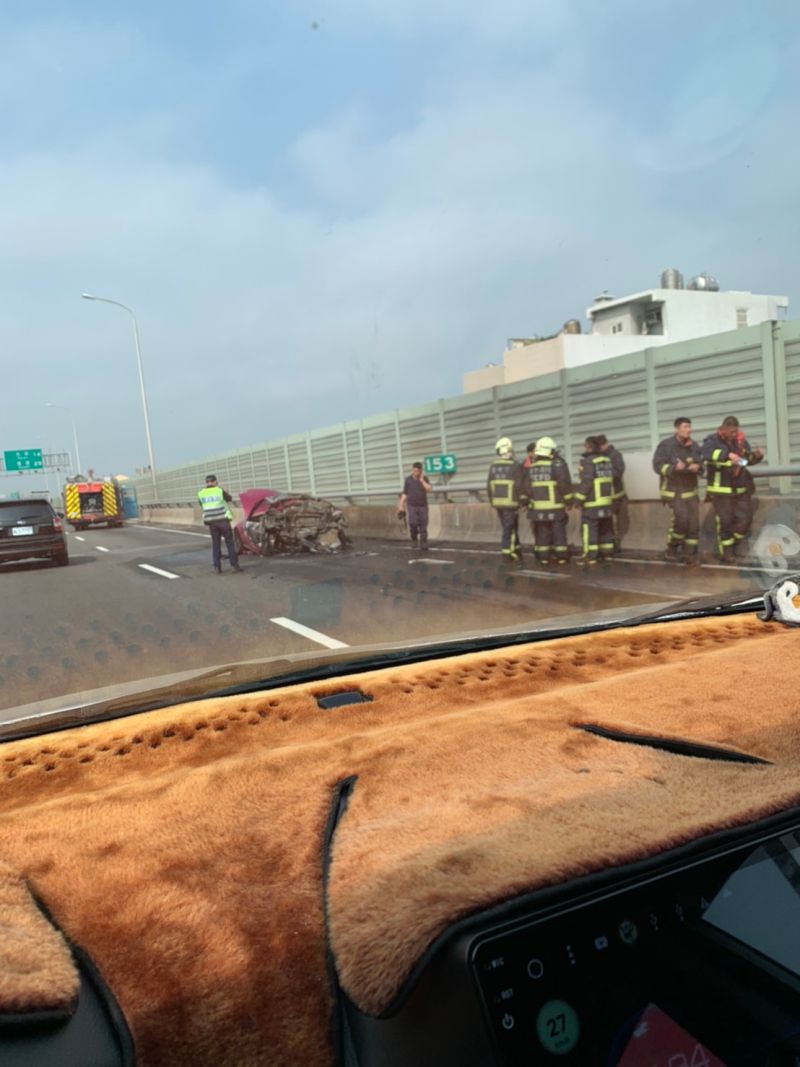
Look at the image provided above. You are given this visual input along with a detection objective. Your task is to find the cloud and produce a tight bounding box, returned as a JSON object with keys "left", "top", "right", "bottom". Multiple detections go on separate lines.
{"left": 0, "top": 3, "right": 797, "bottom": 483}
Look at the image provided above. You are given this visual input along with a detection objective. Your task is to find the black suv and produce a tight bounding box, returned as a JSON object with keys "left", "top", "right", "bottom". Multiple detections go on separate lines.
{"left": 0, "top": 498, "right": 69, "bottom": 567}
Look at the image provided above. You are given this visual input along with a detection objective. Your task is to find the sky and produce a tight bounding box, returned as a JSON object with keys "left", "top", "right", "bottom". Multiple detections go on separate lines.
{"left": 0, "top": 0, "right": 798, "bottom": 487}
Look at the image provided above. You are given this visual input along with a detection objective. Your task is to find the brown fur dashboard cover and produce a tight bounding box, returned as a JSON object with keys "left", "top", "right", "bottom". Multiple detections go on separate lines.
{"left": 0, "top": 615, "right": 797, "bottom": 1065}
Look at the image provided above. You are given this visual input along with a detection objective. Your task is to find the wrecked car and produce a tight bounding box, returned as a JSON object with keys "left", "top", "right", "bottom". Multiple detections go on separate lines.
{"left": 234, "top": 488, "right": 349, "bottom": 555}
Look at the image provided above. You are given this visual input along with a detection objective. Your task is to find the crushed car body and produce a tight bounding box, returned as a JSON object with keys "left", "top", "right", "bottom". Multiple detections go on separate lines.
{"left": 235, "top": 488, "right": 349, "bottom": 555}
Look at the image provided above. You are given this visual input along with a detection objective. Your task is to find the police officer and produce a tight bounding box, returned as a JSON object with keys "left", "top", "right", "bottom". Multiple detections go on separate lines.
{"left": 653, "top": 417, "right": 704, "bottom": 564}
{"left": 198, "top": 474, "right": 242, "bottom": 574}
{"left": 525, "top": 437, "right": 573, "bottom": 565}
{"left": 573, "top": 437, "right": 615, "bottom": 566}
{"left": 596, "top": 435, "right": 626, "bottom": 553}
{"left": 487, "top": 437, "right": 526, "bottom": 562}
{"left": 702, "top": 416, "right": 764, "bottom": 562}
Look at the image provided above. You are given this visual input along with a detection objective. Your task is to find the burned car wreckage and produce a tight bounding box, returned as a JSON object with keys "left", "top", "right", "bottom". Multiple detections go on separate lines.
{"left": 234, "top": 488, "right": 349, "bottom": 556}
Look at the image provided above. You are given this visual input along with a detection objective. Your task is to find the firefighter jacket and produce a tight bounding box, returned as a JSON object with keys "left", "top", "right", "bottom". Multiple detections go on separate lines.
{"left": 574, "top": 453, "right": 614, "bottom": 514}
{"left": 198, "top": 486, "right": 233, "bottom": 523}
{"left": 702, "top": 433, "right": 761, "bottom": 497}
{"left": 526, "top": 456, "right": 573, "bottom": 518}
{"left": 487, "top": 458, "right": 526, "bottom": 509}
{"left": 604, "top": 445, "right": 627, "bottom": 501}
{"left": 652, "top": 435, "right": 704, "bottom": 500}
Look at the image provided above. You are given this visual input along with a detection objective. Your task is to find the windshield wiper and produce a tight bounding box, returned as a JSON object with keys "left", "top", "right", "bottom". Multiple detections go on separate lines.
{"left": 626, "top": 588, "right": 764, "bottom": 626}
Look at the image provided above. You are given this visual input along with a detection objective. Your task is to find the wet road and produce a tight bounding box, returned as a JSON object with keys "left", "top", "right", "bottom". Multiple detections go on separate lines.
{"left": 0, "top": 521, "right": 760, "bottom": 722}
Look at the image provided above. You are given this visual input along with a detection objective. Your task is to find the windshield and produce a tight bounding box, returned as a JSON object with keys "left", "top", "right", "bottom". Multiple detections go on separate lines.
{"left": 0, "top": 2, "right": 797, "bottom": 731}
{"left": 0, "top": 503, "right": 54, "bottom": 524}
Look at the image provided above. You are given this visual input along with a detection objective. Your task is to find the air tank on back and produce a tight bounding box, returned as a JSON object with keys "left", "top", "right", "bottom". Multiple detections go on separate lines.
{"left": 687, "top": 272, "right": 720, "bottom": 291}
{"left": 660, "top": 268, "right": 684, "bottom": 289}
{"left": 563, "top": 319, "right": 582, "bottom": 334}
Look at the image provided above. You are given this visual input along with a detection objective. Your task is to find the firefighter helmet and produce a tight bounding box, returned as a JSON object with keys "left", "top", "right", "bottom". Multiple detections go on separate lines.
{"left": 535, "top": 436, "right": 557, "bottom": 457}
{"left": 495, "top": 436, "right": 513, "bottom": 457}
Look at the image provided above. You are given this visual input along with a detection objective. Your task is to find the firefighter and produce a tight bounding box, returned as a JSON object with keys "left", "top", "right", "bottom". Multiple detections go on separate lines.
{"left": 525, "top": 437, "right": 573, "bottom": 565}
{"left": 731, "top": 425, "right": 764, "bottom": 557}
{"left": 573, "top": 437, "right": 615, "bottom": 566}
{"left": 197, "top": 474, "right": 242, "bottom": 574}
{"left": 652, "top": 417, "right": 704, "bottom": 564}
{"left": 487, "top": 437, "right": 526, "bottom": 562}
{"left": 702, "top": 416, "right": 764, "bottom": 562}
{"left": 596, "top": 434, "right": 626, "bottom": 553}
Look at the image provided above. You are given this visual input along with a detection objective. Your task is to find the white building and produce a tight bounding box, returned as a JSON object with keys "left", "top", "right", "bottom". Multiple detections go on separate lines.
{"left": 463, "top": 271, "right": 789, "bottom": 393}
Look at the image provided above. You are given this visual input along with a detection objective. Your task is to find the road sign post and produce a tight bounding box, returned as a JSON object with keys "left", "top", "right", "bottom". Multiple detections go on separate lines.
{"left": 3, "top": 449, "right": 44, "bottom": 472}
{"left": 423, "top": 454, "right": 457, "bottom": 476}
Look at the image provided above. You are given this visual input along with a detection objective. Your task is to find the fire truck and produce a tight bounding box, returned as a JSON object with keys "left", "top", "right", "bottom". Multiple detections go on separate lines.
{"left": 63, "top": 478, "right": 124, "bottom": 530}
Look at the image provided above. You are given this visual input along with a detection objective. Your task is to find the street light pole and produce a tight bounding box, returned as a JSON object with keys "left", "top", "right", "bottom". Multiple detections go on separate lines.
{"left": 45, "top": 402, "right": 82, "bottom": 475}
{"left": 81, "top": 294, "right": 158, "bottom": 501}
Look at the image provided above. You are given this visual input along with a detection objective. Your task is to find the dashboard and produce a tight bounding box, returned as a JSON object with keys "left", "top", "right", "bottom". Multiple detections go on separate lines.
{"left": 343, "top": 814, "right": 800, "bottom": 1066}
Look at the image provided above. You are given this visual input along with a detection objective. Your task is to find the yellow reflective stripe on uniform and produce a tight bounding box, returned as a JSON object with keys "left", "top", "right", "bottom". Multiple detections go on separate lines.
{"left": 489, "top": 478, "right": 515, "bottom": 503}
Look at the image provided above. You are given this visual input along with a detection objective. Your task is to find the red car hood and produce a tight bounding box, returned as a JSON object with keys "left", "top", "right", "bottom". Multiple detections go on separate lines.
{"left": 239, "top": 488, "right": 282, "bottom": 522}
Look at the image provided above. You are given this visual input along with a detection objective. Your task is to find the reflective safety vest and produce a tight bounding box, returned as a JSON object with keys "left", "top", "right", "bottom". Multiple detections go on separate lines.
{"left": 198, "top": 486, "right": 232, "bottom": 523}
{"left": 527, "top": 458, "right": 572, "bottom": 514}
{"left": 574, "top": 454, "right": 614, "bottom": 510}
{"left": 487, "top": 458, "right": 524, "bottom": 509}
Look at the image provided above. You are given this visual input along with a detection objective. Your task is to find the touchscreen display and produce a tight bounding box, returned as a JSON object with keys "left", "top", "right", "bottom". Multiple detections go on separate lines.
{"left": 472, "top": 826, "right": 800, "bottom": 1065}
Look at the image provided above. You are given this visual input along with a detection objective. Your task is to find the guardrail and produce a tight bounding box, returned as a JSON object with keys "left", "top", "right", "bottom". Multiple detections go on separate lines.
{"left": 141, "top": 464, "right": 800, "bottom": 512}
{"left": 139, "top": 463, "right": 800, "bottom": 512}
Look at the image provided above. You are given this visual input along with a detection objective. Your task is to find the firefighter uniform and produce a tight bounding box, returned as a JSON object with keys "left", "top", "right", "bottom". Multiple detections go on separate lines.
{"left": 526, "top": 439, "right": 573, "bottom": 564}
{"left": 702, "top": 432, "right": 761, "bottom": 561}
{"left": 652, "top": 434, "right": 704, "bottom": 562}
{"left": 605, "top": 443, "right": 627, "bottom": 553}
{"left": 487, "top": 441, "right": 526, "bottom": 561}
{"left": 573, "top": 451, "right": 615, "bottom": 565}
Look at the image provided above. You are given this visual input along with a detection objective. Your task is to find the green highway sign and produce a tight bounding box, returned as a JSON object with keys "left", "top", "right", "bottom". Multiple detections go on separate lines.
{"left": 423, "top": 453, "right": 457, "bottom": 475}
{"left": 4, "top": 448, "right": 44, "bottom": 471}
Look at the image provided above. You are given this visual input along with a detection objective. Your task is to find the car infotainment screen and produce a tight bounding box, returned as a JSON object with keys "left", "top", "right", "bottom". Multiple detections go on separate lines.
{"left": 471, "top": 827, "right": 800, "bottom": 1065}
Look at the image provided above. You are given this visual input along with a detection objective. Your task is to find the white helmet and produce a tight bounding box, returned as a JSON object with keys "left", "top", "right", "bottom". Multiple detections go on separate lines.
{"left": 495, "top": 436, "right": 513, "bottom": 457}
{"left": 535, "top": 436, "right": 557, "bottom": 458}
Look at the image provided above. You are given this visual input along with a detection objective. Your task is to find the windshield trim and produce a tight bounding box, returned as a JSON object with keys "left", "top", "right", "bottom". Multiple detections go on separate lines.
{"left": 0, "top": 594, "right": 764, "bottom": 746}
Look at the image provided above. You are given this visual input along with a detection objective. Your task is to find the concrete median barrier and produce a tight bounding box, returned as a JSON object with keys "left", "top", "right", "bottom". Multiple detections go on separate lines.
{"left": 141, "top": 496, "right": 800, "bottom": 561}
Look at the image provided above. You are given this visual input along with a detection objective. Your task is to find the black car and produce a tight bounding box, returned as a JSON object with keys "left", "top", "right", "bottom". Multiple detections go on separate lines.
{"left": 0, "top": 498, "right": 69, "bottom": 567}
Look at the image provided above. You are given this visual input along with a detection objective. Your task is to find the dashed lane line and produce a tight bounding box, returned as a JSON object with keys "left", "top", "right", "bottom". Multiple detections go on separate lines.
{"left": 408, "top": 558, "right": 454, "bottom": 565}
{"left": 138, "top": 563, "right": 181, "bottom": 580}
{"left": 74, "top": 535, "right": 85, "bottom": 542}
{"left": 96, "top": 546, "right": 110, "bottom": 553}
{"left": 270, "top": 617, "right": 349, "bottom": 650}
{"left": 133, "top": 524, "right": 210, "bottom": 538}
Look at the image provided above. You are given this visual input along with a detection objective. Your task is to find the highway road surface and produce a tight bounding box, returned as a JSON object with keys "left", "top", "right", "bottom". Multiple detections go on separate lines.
{"left": 0, "top": 521, "right": 762, "bottom": 724}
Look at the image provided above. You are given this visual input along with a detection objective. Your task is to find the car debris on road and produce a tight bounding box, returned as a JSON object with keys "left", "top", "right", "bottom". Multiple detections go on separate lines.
{"left": 235, "top": 489, "right": 349, "bottom": 556}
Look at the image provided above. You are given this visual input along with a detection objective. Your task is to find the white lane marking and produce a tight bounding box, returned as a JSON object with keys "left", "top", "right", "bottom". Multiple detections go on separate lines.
{"left": 270, "top": 616, "right": 349, "bottom": 650}
{"left": 74, "top": 535, "right": 86, "bottom": 542}
{"left": 510, "top": 569, "right": 569, "bottom": 580}
{"left": 138, "top": 563, "right": 180, "bottom": 580}
{"left": 96, "top": 546, "right": 110, "bottom": 553}
{"left": 134, "top": 524, "right": 210, "bottom": 538}
{"left": 409, "top": 558, "right": 454, "bottom": 565}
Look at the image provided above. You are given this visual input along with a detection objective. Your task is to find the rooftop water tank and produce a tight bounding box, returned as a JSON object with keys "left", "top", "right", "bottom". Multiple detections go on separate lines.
{"left": 563, "top": 319, "right": 582, "bottom": 334}
{"left": 687, "top": 272, "right": 720, "bottom": 291}
{"left": 660, "top": 268, "right": 684, "bottom": 289}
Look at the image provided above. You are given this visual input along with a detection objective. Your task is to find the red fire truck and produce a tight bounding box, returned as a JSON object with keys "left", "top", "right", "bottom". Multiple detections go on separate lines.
{"left": 63, "top": 478, "right": 124, "bottom": 530}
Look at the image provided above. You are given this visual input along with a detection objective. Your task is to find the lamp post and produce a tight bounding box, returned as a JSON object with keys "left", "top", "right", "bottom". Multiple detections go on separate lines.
{"left": 44, "top": 402, "right": 82, "bottom": 476}
{"left": 81, "top": 294, "right": 158, "bottom": 501}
